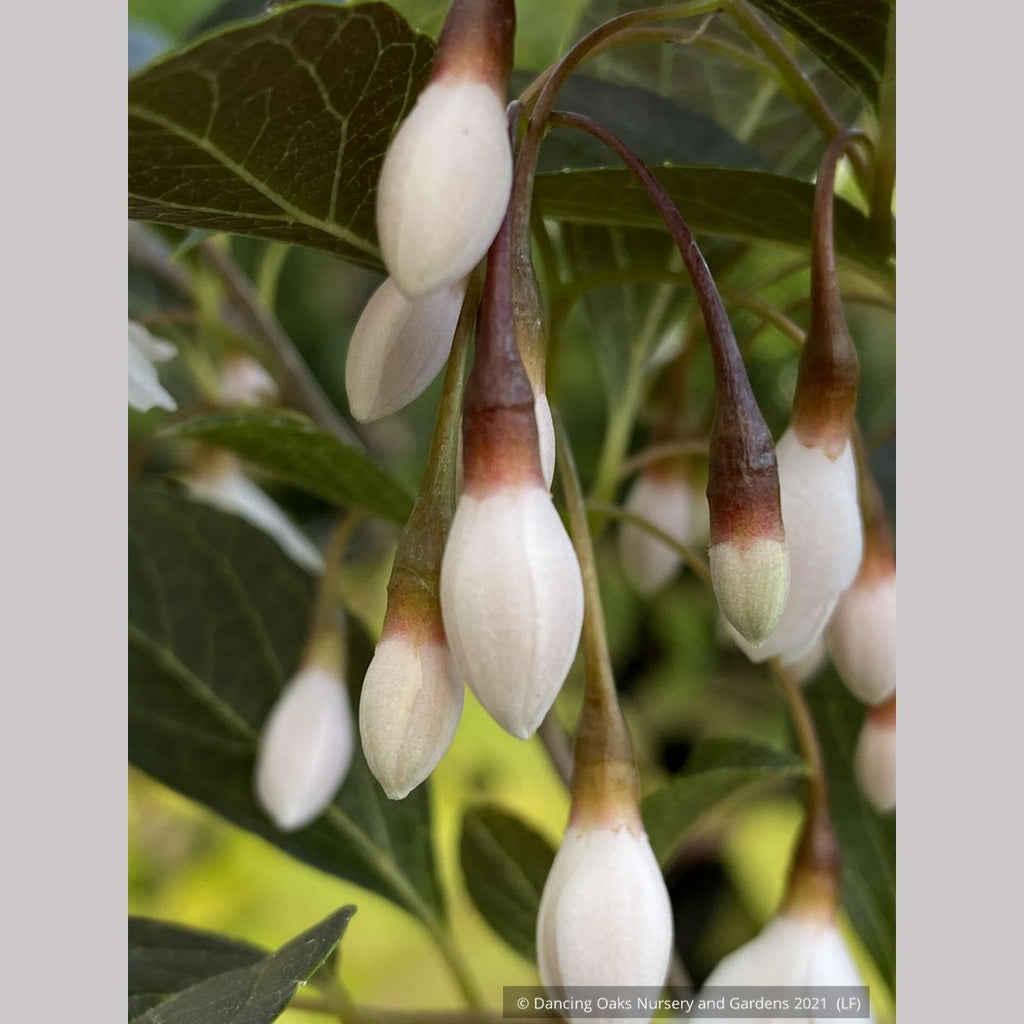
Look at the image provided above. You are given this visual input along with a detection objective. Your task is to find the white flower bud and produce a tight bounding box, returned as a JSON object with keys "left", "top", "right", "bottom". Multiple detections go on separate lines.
{"left": 376, "top": 80, "right": 512, "bottom": 298}
{"left": 709, "top": 538, "right": 790, "bottom": 646}
{"left": 440, "top": 485, "right": 583, "bottom": 739}
{"left": 186, "top": 457, "right": 323, "bottom": 573}
{"left": 855, "top": 706, "right": 896, "bottom": 813}
{"left": 359, "top": 631, "right": 463, "bottom": 800}
{"left": 780, "top": 632, "right": 828, "bottom": 686}
{"left": 534, "top": 392, "right": 556, "bottom": 490}
{"left": 254, "top": 664, "right": 354, "bottom": 832}
{"left": 691, "top": 914, "right": 873, "bottom": 1023}
{"left": 219, "top": 354, "right": 278, "bottom": 407}
{"left": 735, "top": 427, "right": 863, "bottom": 664}
{"left": 828, "top": 572, "right": 896, "bottom": 705}
{"left": 619, "top": 471, "right": 698, "bottom": 596}
{"left": 536, "top": 825, "right": 674, "bottom": 1024}
{"left": 128, "top": 320, "right": 177, "bottom": 412}
{"left": 346, "top": 277, "right": 466, "bottom": 422}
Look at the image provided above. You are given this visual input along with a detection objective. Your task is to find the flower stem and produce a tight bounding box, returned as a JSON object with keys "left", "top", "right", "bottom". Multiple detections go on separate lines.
{"left": 511, "top": 1, "right": 722, "bottom": 255}
{"left": 587, "top": 501, "right": 711, "bottom": 584}
{"left": 771, "top": 659, "right": 840, "bottom": 919}
{"left": 198, "top": 239, "right": 362, "bottom": 447}
{"left": 724, "top": 0, "right": 873, "bottom": 198}
{"left": 555, "top": 413, "right": 640, "bottom": 827}
{"left": 869, "top": 10, "right": 897, "bottom": 247}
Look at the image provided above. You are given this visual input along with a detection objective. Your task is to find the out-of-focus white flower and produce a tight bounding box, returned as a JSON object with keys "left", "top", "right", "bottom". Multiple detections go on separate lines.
{"left": 735, "top": 428, "right": 862, "bottom": 664}
{"left": 828, "top": 571, "right": 896, "bottom": 706}
{"left": 855, "top": 699, "right": 896, "bottom": 813}
{"left": 536, "top": 824, "right": 674, "bottom": 1024}
{"left": 128, "top": 320, "right": 177, "bottom": 412}
{"left": 691, "top": 913, "right": 873, "bottom": 1023}
{"left": 781, "top": 632, "right": 828, "bottom": 686}
{"left": 376, "top": 80, "right": 512, "bottom": 298}
{"left": 618, "top": 469, "right": 699, "bottom": 596}
{"left": 219, "top": 354, "right": 278, "bottom": 407}
{"left": 346, "top": 277, "right": 466, "bottom": 422}
{"left": 254, "top": 662, "right": 353, "bottom": 832}
{"left": 186, "top": 455, "right": 323, "bottom": 573}
{"left": 440, "top": 484, "right": 583, "bottom": 739}
{"left": 359, "top": 628, "right": 463, "bottom": 799}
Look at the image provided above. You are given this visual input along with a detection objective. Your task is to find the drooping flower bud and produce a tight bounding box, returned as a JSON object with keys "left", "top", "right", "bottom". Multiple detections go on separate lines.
{"left": 703, "top": 329, "right": 789, "bottom": 648}
{"left": 733, "top": 427, "right": 862, "bottom": 664}
{"left": 359, "top": 580, "right": 463, "bottom": 800}
{"left": 376, "top": 0, "right": 515, "bottom": 298}
{"left": 855, "top": 694, "right": 896, "bottom": 813}
{"left": 618, "top": 462, "right": 700, "bottom": 596}
{"left": 185, "top": 450, "right": 323, "bottom": 574}
{"left": 536, "top": 824, "right": 674, "bottom": 1020}
{"left": 345, "top": 276, "right": 467, "bottom": 422}
{"left": 128, "top": 320, "right": 177, "bottom": 412}
{"left": 828, "top": 451, "right": 896, "bottom": 705}
{"left": 690, "top": 914, "right": 873, "bottom": 1024}
{"left": 694, "top": 745, "right": 870, "bottom": 1024}
{"left": 701, "top": 228, "right": 789, "bottom": 648}
{"left": 781, "top": 632, "right": 828, "bottom": 686}
{"left": 254, "top": 629, "right": 353, "bottom": 832}
{"left": 440, "top": 209, "right": 583, "bottom": 738}
{"left": 218, "top": 353, "right": 278, "bottom": 407}
{"left": 732, "top": 133, "right": 865, "bottom": 665}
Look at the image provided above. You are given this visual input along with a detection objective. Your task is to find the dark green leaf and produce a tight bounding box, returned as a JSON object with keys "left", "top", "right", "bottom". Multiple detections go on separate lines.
{"left": 746, "top": 0, "right": 891, "bottom": 107}
{"left": 536, "top": 166, "right": 893, "bottom": 282}
{"left": 128, "top": 918, "right": 265, "bottom": 1019}
{"left": 164, "top": 409, "right": 414, "bottom": 523}
{"left": 128, "top": 3, "right": 434, "bottom": 269}
{"left": 509, "top": 71, "right": 769, "bottom": 173}
{"left": 459, "top": 805, "right": 556, "bottom": 961}
{"left": 129, "top": 483, "right": 445, "bottom": 922}
{"left": 643, "top": 736, "right": 807, "bottom": 865}
{"left": 805, "top": 668, "right": 896, "bottom": 993}
{"left": 132, "top": 907, "right": 354, "bottom": 1024}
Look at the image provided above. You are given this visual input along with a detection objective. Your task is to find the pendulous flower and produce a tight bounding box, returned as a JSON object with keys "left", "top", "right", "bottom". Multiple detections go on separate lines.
{"left": 359, "top": 592, "right": 463, "bottom": 800}
{"left": 254, "top": 647, "right": 353, "bottom": 832}
{"left": 439, "top": 200, "right": 582, "bottom": 739}
{"left": 536, "top": 824, "right": 674, "bottom": 1023}
{"left": 618, "top": 465, "right": 700, "bottom": 596}
{"left": 376, "top": 0, "right": 515, "bottom": 298}
{"left": 185, "top": 451, "right": 323, "bottom": 574}
{"left": 690, "top": 913, "right": 873, "bottom": 1024}
{"left": 346, "top": 277, "right": 466, "bottom": 422}
{"left": 854, "top": 695, "right": 896, "bottom": 813}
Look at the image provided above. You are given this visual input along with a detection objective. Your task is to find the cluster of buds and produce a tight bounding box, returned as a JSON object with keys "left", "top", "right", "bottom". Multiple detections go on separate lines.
{"left": 829, "top": 443, "right": 896, "bottom": 812}
{"left": 358, "top": 283, "right": 472, "bottom": 799}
